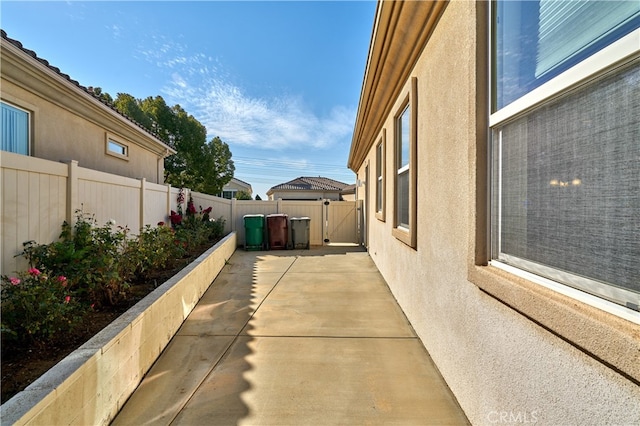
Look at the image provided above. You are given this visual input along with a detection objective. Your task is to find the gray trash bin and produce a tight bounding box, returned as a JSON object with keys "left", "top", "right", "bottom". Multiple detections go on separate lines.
{"left": 290, "top": 217, "right": 310, "bottom": 249}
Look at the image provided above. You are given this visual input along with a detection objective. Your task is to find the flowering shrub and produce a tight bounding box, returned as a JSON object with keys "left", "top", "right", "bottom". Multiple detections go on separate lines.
{"left": 4, "top": 202, "right": 226, "bottom": 350}
{"left": 1, "top": 269, "right": 83, "bottom": 347}
{"left": 21, "top": 211, "right": 130, "bottom": 308}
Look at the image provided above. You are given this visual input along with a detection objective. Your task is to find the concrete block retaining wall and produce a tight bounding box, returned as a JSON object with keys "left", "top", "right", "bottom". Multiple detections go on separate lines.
{"left": 1, "top": 232, "right": 237, "bottom": 425}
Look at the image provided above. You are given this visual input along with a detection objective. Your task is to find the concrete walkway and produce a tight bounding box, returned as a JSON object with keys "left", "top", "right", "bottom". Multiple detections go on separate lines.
{"left": 112, "top": 246, "right": 468, "bottom": 425}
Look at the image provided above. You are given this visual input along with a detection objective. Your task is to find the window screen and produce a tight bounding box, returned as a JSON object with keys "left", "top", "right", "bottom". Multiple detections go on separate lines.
{"left": 492, "top": 60, "right": 640, "bottom": 308}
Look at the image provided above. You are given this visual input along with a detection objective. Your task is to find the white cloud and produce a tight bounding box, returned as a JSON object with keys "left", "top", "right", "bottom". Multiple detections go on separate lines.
{"left": 144, "top": 42, "right": 355, "bottom": 151}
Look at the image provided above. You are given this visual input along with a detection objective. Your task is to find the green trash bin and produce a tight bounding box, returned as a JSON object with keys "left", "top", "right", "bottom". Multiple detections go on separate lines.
{"left": 244, "top": 214, "right": 264, "bottom": 251}
{"left": 290, "top": 217, "right": 311, "bottom": 249}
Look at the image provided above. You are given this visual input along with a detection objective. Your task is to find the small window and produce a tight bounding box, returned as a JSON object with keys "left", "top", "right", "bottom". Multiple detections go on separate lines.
{"left": 375, "top": 130, "right": 386, "bottom": 221}
{"left": 105, "top": 135, "right": 129, "bottom": 160}
{"left": 392, "top": 77, "right": 417, "bottom": 248}
{"left": 1, "top": 101, "right": 30, "bottom": 155}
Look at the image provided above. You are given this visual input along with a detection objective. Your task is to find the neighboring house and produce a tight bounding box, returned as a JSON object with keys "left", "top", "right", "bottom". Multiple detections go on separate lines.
{"left": 340, "top": 184, "right": 356, "bottom": 202}
{"left": 349, "top": 1, "right": 639, "bottom": 425}
{"left": 267, "top": 176, "right": 351, "bottom": 201}
{"left": 218, "top": 177, "right": 252, "bottom": 199}
{"left": 0, "top": 30, "right": 175, "bottom": 184}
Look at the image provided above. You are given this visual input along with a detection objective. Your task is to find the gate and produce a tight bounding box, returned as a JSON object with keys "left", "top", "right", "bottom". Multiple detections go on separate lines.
{"left": 322, "top": 200, "right": 359, "bottom": 244}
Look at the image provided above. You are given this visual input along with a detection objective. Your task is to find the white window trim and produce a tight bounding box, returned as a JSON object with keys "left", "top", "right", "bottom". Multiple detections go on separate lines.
{"left": 375, "top": 129, "right": 386, "bottom": 221}
{"left": 490, "top": 29, "right": 640, "bottom": 127}
{"left": 1, "top": 100, "right": 32, "bottom": 156}
{"left": 490, "top": 260, "right": 640, "bottom": 325}
{"left": 105, "top": 133, "right": 129, "bottom": 161}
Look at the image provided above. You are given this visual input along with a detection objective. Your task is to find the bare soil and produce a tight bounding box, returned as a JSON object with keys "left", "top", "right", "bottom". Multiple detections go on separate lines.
{"left": 1, "top": 241, "right": 217, "bottom": 404}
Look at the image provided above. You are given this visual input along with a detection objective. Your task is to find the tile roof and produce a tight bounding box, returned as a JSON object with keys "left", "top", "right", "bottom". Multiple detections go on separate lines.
{"left": 0, "top": 30, "right": 167, "bottom": 144}
{"left": 268, "top": 177, "right": 351, "bottom": 193}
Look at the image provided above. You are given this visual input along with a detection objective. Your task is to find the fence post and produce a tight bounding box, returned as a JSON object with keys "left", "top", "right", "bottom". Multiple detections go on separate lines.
{"left": 166, "top": 184, "right": 172, "bottom": 218}
{"left": 231, "top": 197, "right": 237, "bottom": 232}
{"left": 66, "top": 160, "right": 79, "bottom": 227}
{"left": 277, "top": 198, "right": 283, "bottom": 214}
{"left": 139, "top": 178, "right": 146, "bottom": 230}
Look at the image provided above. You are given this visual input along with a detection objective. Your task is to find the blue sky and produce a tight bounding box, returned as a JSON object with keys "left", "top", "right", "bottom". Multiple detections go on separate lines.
{"left": 1, "top": 1, "right": 376, "bottom": 199}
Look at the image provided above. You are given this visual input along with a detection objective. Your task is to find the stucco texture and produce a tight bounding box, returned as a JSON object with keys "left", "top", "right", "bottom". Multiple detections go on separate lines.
{"left": 357, "top": 1, "right": 640, "bottom": 425}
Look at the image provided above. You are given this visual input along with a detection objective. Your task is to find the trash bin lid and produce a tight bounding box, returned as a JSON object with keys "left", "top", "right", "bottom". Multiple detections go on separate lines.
{"left": 291, "top": 217, "right": 311, "bottom": 221}
{"left": 266, "top": 213, "right": 288, "bottom": 218}
{"left": 243, "top": 214, "right": 264, "bottom": 218}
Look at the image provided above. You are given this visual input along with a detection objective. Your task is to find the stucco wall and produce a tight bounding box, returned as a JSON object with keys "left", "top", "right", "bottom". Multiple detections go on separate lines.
{"left": 357, "top": 1, "right": 640, "bottom": 425}
{"left": 2, "top": 78, "right": 163, "bottom": 184}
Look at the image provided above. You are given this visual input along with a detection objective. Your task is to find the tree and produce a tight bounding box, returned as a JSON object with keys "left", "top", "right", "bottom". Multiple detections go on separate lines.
{"left": 255, "top": 194, "right": 262, "bottom": 201}
{"left": 235, "top": 190, "right": 252, "bottom": 200}
{"left": 108, "top": 93, "right": 234, "bottom": 195}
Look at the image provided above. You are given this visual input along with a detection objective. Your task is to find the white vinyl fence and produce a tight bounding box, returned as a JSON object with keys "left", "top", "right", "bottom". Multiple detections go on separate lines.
{"left": 1, "top": 152, "right": 360, "bottom": 275}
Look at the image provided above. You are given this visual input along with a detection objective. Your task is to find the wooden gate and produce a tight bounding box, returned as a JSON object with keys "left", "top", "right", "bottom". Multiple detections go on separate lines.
{"left": 322, "top": 200, "right": 359, "bottom": 244}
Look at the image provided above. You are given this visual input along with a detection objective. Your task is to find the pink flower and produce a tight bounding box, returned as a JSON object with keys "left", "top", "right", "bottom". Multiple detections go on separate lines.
{"left": 9, "top": 277, "right": 21, "bottom": 285}
{"left": 28, "top": 267, "right": 41, "bottom": 276}
{"left": 57, "top": 276, "right": 68, "bottom": 287}
{"left": 64, "top": 295, "right": 71, "bottom": 304}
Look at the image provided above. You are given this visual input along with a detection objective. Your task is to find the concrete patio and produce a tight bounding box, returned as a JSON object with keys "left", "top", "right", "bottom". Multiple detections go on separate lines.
{"left": 112, "top": 246, "right": 469, "bottom": 425}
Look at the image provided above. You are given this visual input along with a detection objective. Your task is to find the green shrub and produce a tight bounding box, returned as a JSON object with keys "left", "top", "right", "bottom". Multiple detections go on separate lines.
{"left": 1, "top": 269, "right": 83, "bottom": 347}
{"left": 21, "top": 212, "right": 130, "bottom": 308}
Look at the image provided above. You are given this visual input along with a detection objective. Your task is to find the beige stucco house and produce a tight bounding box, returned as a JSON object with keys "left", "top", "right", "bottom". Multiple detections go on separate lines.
{"left": 349, "top": 1, "right": 639, "bottom": 424}
{"left": 1, "top": 30, "right": 175, "bottom": 184}
{"left": 267, "top": 176, "right": 352, "bottom": 201}
{"left": 218, "top": 177, "right": 252, "bottom": 199}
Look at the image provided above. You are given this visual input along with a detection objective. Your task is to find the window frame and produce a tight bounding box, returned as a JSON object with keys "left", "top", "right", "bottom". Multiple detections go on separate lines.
{"left": 105, "top": 133, "right": 129, "bottom": 161}
{"left": 375, "top": 129, "right": 386, "bottom": 222}
{"left": 392, "top": 77, "right": 417, "bottom": 248}
{"left": 488, "top": 1, "right": 640, "bottom": 318}
{"left": 1, "top": 100, "right": 31, "bottom": 156}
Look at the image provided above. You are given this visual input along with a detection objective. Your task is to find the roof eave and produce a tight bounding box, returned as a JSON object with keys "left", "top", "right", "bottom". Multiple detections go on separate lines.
{"left": 348, "top": 0, "right": 448, "bottom": 172}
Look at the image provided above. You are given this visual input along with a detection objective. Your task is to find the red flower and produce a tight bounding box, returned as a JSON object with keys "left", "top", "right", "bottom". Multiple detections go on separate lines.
{"left": 57, "top": 276, "right": 68, "bottom": 287}
{"left": 203, "top": 207, "right": 212, "bottom": 214}
{"left": 64, "top": 295, "right": 71, "bottom": 304}
{"left": 157, "top": 221, "right": 165, "bottom": 226}
{"left": 187, "top": 202, "right": 197, "bottom": 214}
{"left": 9, "top": 277, "right": 20, "bottom": 285}
{"left": 28, "top": 267, "right": 41, "bottom": 276}
{"left": 170, "top": 212, "right": 182, "bottom": 225}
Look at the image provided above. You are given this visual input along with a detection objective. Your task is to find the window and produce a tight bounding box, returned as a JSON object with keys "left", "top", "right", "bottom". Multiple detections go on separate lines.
{"left": 106, "top": 135, "right": 129, "bottom": 160}
{"left": 392, "top": 77, "right": 417, "bottom": 248}
{"left": 491, "top": 0, "right": 640, "bottom": 311}
{"left": 396, "top": 105, "right": 410, "bottom": 229}
{"left": 222, "top": 190, "right": 235, "bottom": 199}
{"left": 1, "top": 101, "right": 30, "bottom": 155}
{"left": 375, "top": 130, "right": 386, "bottom": 221}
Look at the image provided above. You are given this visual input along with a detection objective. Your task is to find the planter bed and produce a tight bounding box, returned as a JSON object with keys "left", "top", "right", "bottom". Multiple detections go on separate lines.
{"left": 1, "top": 232, "right": 237, "bottom": 426}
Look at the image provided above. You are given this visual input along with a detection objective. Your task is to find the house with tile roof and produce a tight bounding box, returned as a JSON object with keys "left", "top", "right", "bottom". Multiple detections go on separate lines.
{"left": 0, "top": 30, "right": 175, "bottom": 184}
{"left": 266, "top": 176, "right": 352, "bottom": 201}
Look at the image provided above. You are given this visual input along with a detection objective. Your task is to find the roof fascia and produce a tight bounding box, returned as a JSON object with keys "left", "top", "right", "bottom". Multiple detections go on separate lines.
{"left": 348, "top": 0, "right": 448, "bottom": 171}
